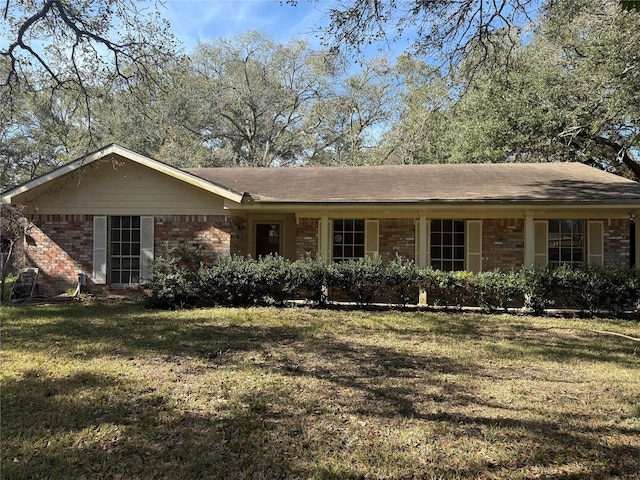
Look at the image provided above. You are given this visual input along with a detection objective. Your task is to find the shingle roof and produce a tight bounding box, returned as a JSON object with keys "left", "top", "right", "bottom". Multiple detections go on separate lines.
{"left": 185, "top": 162, "right": 640, "bottom": 204}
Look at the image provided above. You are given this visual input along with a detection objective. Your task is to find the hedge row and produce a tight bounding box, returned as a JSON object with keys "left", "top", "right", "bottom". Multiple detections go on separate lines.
{"left": 146, "top": 245, "right": 640, "bottom": 315}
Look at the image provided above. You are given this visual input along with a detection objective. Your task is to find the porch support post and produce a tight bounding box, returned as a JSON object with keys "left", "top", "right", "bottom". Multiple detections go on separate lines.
{"left": 320, "top": 215, "right": 330, "bottom": 264}
{"left": 524, "top": 212, "right": 535, "bottom": 268}
{"left": 418, "top": 215, "right": 428, "bottom": 269}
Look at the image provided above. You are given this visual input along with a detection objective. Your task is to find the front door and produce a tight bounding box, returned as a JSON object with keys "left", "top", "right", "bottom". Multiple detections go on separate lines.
{"left": 255, "top": 223, "right": 281, "bottom": 257}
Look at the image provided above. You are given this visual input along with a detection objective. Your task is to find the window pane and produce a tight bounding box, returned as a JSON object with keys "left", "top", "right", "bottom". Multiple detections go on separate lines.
{"left": 109, "top": 216, "right": 142, "bottom": 283}
{"left": 332, "top": 219, "right": 365, "bottom": 261}
{"left": 548, "top": 219, "right": 585, "bottom": 267}
{"left": 430, "top": 219, "right": 466, "bottom": 271}
{"left": 573, "top": 220, "right": 583, "bottom": 233}
{"left": 344, "top": 233, "right": 354, "bottom": 245}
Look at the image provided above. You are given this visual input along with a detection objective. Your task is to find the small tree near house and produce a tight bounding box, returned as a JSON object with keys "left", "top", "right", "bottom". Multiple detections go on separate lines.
{"left": 0, "top": 204, "right": 28, "bottom": 299}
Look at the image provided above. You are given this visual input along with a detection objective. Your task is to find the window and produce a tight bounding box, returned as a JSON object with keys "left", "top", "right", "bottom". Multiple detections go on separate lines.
{"left": 548, "top": 219, "right": 584, "bottom": 267}
{"left": 109, "top": 216, "right": 141, "bottom": 284}
{"left": 333, "top": 219, "right": 365, "bottom": 261}
{"left": 430, "top": 219, "right": 465, "bottom": 271}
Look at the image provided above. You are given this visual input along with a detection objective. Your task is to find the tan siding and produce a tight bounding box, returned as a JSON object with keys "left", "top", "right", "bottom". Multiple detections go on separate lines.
{"left": 14, "top": 159, "right": 227, "bottom": 215}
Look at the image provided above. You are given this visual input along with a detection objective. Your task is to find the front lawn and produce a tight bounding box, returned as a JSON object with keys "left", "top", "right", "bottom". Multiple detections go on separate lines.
{"left": 1, "top": 302, "right": 639, "bottom": 479}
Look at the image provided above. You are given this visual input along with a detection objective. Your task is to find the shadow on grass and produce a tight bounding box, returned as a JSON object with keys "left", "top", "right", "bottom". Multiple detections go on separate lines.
{"left": 2, "top": 302, "right": 639, "bottom": 478}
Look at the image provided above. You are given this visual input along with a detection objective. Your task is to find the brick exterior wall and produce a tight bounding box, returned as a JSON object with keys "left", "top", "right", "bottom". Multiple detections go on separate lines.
{"left": 604, "top": 219, "right": 631, "bottom": 267}
{"left": 25, "top": 214, "right": 95, "bottom": 295}
{"left": 19, "top": 214, "right": 636, "bottom": 296}
{"left": 482, "top": 219, "right": 525, "bottom": 271}
{"left": 295, "top": 218, "right": 318, "bottom": 259}
{"left": 25, "top": 214, "right": 244, "bottom": 295}
{"left": 154, "top": 215, "right": 245, "bottom": 262}
{"left": 379, "top": 219, "right": 415, "bottom": 262}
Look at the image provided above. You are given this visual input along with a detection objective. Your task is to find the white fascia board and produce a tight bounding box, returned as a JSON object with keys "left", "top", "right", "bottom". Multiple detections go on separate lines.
{"left": 1, "top": 144, "right": 245, "bottom": 205}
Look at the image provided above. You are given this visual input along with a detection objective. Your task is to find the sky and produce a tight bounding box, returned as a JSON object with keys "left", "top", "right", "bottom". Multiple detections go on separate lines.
{"left": 162, "top": 0, "right": 332, "bottom": 49}
{"left": 159, "top": 0, "right": 406, "bottom": 57}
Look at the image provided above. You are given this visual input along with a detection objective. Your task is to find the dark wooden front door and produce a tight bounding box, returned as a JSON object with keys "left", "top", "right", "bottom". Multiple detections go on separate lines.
{"left": 255, "top": 223, "right": 281, "bottom": 257}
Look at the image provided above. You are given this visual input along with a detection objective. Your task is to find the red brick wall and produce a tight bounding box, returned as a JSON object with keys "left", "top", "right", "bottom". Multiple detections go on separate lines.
{"left": 25, "top": 214, "right": 94, "bottom": 295}
{"left": 21, "top": 214, "right": 636, "bottom": 296}
{"left": 482, "top": 219, "right": 525, "bottom": 271}
{"left": 604, "top": 219, "right": 631, "bottom": 267}
{"left": 296, "top": 218, "right": 318, "bottom": 259}
{"left": 154, "top": 215, "right": 244, "bottom": 262}
{"left": 26, "top": 214, "right": 244, "bottom": 295}
{"left": 379, "top": 219, "right": 415, "bottom": 262}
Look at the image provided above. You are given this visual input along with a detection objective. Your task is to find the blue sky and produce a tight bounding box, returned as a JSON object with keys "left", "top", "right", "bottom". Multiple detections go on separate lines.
{"left": 159, "top": 0, "right": 408, "bottom": 58}
{"left": 162, "top": 0, "right": 332, "bottom": 50}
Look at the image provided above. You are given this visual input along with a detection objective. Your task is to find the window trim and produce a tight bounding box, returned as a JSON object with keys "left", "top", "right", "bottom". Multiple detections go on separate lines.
{"left": 548, "top": 219, "right": 586, "bottom": 268}
{"left": 93, "top": 215, "right": 153, "bottom": 285}
{"left": 429, "top": 219, "right": 466, "bottom": 271}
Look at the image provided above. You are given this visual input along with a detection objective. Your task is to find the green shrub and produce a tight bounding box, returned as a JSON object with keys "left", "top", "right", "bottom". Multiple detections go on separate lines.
{"left": 471, "top": 269, "right": 522, "bottom": 313}
{"left": 329, "top": 255, "right": 386, "bottom": 306}
{"left": 294, "top": 255, "right": 331, "bottom": 305}
{"left": 146, "top": 243, "right": 205, "bottom": 309}
{"left": 422, "top": 269, "right": 474, "bottom": 309}
{"left": 555, "top": 265, "right": 640, "bottom": 315}
{"left": 385, "top": 255, "right": 421, "bottom": 306}
{"left": 517, "top": 266, "right": 557, "bottom": 315}
{"left": 147, "top": 246, "right": 640, "bottom": 315}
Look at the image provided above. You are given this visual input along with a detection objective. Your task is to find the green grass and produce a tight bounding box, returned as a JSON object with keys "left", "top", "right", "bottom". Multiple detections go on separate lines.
{"left": 1, "top": 302, "right": 639, "bottom": 479}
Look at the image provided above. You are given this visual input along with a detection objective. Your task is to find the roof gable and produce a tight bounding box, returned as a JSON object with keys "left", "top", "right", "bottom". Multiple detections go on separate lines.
{"left": 1, "top": 144, "right": 246, "bottom": 204}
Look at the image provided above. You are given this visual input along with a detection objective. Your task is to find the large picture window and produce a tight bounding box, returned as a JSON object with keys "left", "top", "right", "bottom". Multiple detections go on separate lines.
{"left": 333, "top": 219, "right": 365, "bottom": 262}
{"left": 430, "top": 219, "right": 465, "bottom": 271}
{"left": 110, "top": 215, "right": 141, "bottom": 284}
{"left": 548, "top": 219, "right": 584, "bottom": 267}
